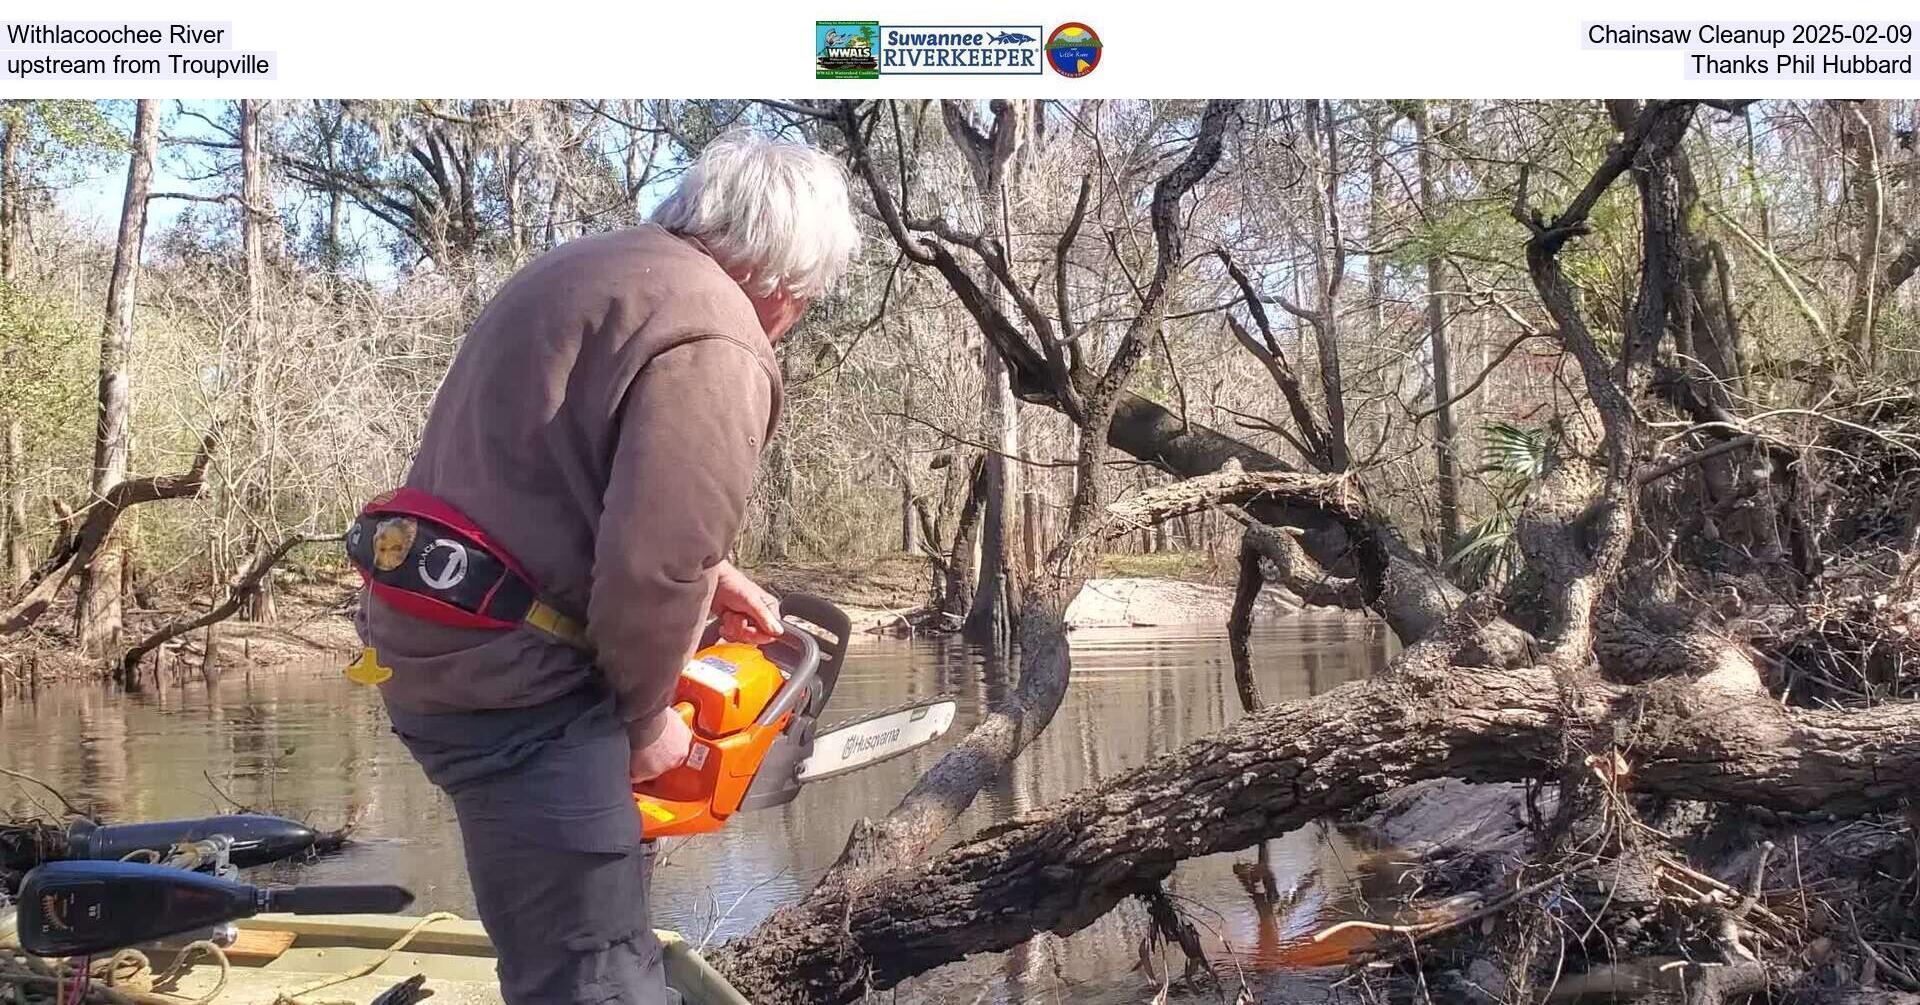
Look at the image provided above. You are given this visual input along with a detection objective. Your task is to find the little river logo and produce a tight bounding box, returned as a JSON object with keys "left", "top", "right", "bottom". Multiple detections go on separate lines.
{"left": 816, "top": 21, "right": 880, "bottom": 79}
{"left": 817, "top": 23, "right": 1045, "bottom": 77}
{"left": 1045, "top": 22, "right": 1101, "bottom": 77}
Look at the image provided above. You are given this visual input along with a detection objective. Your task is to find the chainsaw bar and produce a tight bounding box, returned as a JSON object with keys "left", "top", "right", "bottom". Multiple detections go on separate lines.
{"left": 797, "top": 695, "right": 960, "bottom": 784}
{"left": 813, "top": 694, "right": 961, "bottom": 736}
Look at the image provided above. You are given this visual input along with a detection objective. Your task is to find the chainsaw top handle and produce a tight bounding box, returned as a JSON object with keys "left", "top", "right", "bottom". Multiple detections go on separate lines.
{"left": 771, "top": 592, "right": 852, "bottom": 714}
{"left": 753, "top": 621, "right": 819, "bottom": 727}
{"left": 696, "top": 592, "right": 850, "bottom": 726}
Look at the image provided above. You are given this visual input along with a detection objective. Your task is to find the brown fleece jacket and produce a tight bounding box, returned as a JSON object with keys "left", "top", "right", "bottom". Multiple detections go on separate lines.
{"left": 357, "top": 224, "right": 781, "bottom": 747}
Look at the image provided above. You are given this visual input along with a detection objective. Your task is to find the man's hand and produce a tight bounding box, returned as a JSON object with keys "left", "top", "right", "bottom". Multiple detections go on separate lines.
{"left": 712, "top": 560, "right": 783, "bottom": 644}
{"left": 629, "top": 706, "right": 694, "bottom": 783}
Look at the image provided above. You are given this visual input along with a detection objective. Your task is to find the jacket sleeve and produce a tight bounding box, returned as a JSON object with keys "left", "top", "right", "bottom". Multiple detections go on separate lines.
{"left": 588, "top": 335, "right": 776, "bottom": 741}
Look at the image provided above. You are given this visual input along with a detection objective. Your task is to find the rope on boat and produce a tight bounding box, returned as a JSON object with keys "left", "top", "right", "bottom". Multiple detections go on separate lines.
{"left": 270, "top": 912, "right": 461, "bottom": 1005}
{"left": 2, "top": 941, "right": 229, "bottom": 1005}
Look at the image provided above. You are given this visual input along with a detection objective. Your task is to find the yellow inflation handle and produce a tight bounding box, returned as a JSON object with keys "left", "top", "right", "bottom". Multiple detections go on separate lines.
{"left": 345, "top": 646, "right": 393, "bottom": 685}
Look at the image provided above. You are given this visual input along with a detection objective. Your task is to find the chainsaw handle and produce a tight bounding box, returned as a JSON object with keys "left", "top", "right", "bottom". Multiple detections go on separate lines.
{"left": 753, "top": 625, "right": 820, "bottom": 727}
{"left": 773, "top": 593, "right": 852, "bottom": 703}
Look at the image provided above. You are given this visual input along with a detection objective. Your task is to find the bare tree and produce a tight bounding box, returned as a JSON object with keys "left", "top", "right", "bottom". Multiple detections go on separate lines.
{"left": 1, "top": 111, "right": 25, "bottom": 585}
{"left": 1412, "top": 101, "right": 1461, "bottom": 552}
{"left": 237, "top": 97, "right": 278, "bottom": 621}
{"left": 75, "top": 99, "right": 157, "bottom": 658}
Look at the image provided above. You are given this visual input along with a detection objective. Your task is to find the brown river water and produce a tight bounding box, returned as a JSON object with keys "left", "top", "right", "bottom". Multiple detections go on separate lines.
{"left": 2, "top": 615, "right": 1396, "bottom": 1003}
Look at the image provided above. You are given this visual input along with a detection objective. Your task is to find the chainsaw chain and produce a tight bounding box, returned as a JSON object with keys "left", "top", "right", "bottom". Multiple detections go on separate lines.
{"left": 812, "top": 694, "right": 960, "bottom": 736}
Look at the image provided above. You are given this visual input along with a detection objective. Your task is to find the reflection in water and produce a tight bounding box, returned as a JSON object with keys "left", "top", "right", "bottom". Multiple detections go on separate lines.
{"left": 2, "top": 613, "right": 1393, "bottom": 1003}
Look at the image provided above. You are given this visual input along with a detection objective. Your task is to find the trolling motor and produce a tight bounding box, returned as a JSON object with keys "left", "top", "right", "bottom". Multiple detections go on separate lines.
{"left": 64, "top": 814, "right": 320, "bottom": 869}
{"left": 14, "top": 860, "right": 414, "bottom": 958}
{"left": 4, "top": 814, "right": 327, "bottom": 900}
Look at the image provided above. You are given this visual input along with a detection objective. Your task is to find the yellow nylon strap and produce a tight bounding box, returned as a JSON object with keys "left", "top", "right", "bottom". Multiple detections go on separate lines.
{"left": 524, "top": 600, "right": 590, "bottom": 649}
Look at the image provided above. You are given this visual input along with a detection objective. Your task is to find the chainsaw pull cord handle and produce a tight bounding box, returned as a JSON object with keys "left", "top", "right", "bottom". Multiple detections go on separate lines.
{"left": 752, "top": 627, "right": 820, "bottom": 727}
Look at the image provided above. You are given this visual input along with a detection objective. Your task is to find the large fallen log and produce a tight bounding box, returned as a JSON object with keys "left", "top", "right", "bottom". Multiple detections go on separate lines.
{"left": 710, "top": 647, "right": 1920, "bottom": 1003}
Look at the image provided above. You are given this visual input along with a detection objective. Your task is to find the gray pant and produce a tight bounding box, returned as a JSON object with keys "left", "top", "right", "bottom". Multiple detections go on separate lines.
{"left": 390, "top": 689, "right": 674, "bottom": 1005}
{"left": 452, "top": 799, "right": 668, "bottom": 1003}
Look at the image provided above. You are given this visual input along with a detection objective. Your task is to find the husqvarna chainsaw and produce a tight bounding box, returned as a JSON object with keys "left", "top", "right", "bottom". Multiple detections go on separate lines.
{"left": 342, "top": 491, "right": 954, "bottom": 841}
{"left": 632, "top": 594, "right": 956, "bottom": 839}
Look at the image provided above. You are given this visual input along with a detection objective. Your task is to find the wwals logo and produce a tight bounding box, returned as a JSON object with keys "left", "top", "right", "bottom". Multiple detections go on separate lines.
{"left": 816, "top": 21, "right": 880, "bottom": 79}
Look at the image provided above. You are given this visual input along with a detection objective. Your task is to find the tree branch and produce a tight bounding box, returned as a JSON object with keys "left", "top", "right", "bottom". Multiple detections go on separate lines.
{"left": 117, "top": 533, "right": 340, "bottom": 675}
{"left": 2, "top": 436, "right": 216, "bottom": 635}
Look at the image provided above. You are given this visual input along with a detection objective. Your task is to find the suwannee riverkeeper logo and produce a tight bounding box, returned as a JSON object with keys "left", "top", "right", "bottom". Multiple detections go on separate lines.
{"left": 815, "top": 22, "right": 1054, "bottom": 77}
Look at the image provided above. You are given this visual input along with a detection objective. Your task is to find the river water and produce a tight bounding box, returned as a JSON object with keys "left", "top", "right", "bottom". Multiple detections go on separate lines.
{"left": 1, "top": 614, "right": 1396, "bottom": 1003}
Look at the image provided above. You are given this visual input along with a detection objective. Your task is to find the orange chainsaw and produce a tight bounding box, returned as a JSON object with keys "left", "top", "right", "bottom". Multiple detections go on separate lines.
{"left": 633, "top": 593, "right": 956, "bottom": 839}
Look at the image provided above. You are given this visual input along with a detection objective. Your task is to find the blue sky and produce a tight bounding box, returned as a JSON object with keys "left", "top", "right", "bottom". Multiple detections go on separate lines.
{"left": 57, "top": 100, "right": 200, "bottom": 235}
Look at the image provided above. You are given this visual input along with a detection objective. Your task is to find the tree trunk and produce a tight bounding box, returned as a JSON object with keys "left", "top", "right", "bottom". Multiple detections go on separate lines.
{"left": 4, "top": 417, "right": 24, "bottom": 585}
{"left": 1414, "top": 102, "right": 1461, "bottom": 553}
{"left": 1105, "top": 391, "right": 1487, "bottom": 650}
{"left": 749, "top": 98, "right": 1241, "bottom": 1004}
{"left": 324, "top": 111, "right": 345, "bottom": 273}
{"left": 239, "top": 98, "right": 278, "bottom": 623}
{"left": 764, "top": 354, "right": 795, "bottom": 561}
{"left": 1841, "top": 100, "right": 1888, "bottom": 364}
{"left": 1022, "top": 487, "right": 1043, "bottom": 573}
{"left": 963, "top": 272, "right": 1023, "bottom": 648}
{"left": 1, "top": 118, "right": 28, "bottom": 585}
{"left": 6, "top": 438, "right": 213, "bottom": 637}
{"left": 77, "top": 99, "right": 157, "bottom": 660}
{"left": 0, "top": 118, "right": 15, "bottom": 284}
{"left": 947, "top": 99, "right": 1034, "bottom": 651}
{"left": 713, "top": 639, "right": 1920, "bottom": 1003}
{"left": 940, "top": 455, "right": 986, "bottom": 617}
{"left": 121, "top": 534, "right": 324, "bottom": 677}
{"left": 1304, "top": 100, "right": 1351, "bottom": 472}
{"left": 898, "top": 479, "right": 915, "bottom": 554}
{"left": 1226, "top": 536, "right": 1267, "bottom": 711}
{"left": 897, "top": 375, "right": 915, "bottom": 554}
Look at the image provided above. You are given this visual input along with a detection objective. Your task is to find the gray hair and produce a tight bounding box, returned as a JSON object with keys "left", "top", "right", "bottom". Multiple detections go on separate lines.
{"left": 652, "top": 132, "right": 861, "bottom": 300}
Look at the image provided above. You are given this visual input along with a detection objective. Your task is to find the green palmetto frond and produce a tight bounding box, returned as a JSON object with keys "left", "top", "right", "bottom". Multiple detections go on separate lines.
{"left": 1445, "top": 420, "right": 1555, "bottom": 589}
{"left": 1479, "top": 420, "right": 1552, "bottom": 480}
{"left": 1446, "top": 511, "right": 1518, "bottom": 587}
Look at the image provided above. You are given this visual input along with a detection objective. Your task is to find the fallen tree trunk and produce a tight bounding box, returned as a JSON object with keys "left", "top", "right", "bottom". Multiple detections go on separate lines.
{"left": 1107, "top": 393, "right": 1478, "bottom": 648}
{"left": 1, "top": 436, "right": 214, "bottom": 636}
{"left": 711, "top": 647, "right": 1920, "bottom": 1002}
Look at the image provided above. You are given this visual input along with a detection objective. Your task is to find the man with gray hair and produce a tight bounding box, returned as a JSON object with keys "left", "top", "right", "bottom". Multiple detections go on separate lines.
{"left": 352, "top": 133, "right": 860, "bottom": 1003}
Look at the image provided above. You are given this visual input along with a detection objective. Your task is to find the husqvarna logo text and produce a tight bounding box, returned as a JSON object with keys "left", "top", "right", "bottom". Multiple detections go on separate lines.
{"left": 843, "top": 726, "right": 903, "bottom": 758}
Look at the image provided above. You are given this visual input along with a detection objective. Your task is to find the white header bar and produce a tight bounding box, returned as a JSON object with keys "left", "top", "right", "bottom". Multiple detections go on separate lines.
{"left": 3, "top": 1, "right": 1916, "bottom": 97}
